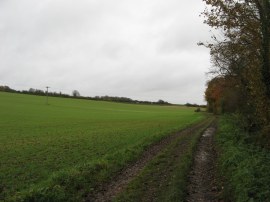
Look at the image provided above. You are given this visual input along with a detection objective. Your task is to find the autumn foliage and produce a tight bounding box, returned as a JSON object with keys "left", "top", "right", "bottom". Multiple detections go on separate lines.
{"left": 202, "top": 0, "right": 270, "bottom": 146}
{"left": 205, "top": 76, "right": 241, "bottom": 114}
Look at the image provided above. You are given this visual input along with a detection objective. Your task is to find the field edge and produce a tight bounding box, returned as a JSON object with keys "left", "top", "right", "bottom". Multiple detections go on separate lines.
{"left": 8, "top": 117, "right": 211, "bottom": 202}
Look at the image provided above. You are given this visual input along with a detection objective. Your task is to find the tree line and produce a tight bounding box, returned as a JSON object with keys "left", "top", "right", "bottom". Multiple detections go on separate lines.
{"left": 0, "top": 85, "right": 171, "bottom": 105}
{"left": 203, "top": 0, "right": 270, "bottom": 146}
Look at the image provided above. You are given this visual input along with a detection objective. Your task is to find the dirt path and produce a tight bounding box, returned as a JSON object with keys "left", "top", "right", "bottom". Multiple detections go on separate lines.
{"left": 85, "top": 120, "right": 211, "bottom": 202}
{"left": 186, "top": 125, "right": 222, "bottom": 202}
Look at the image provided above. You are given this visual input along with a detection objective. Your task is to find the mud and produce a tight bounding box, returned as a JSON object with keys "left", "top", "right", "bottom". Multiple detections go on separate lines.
{"left": 85, "top": 120, "right": 210, "bottom": 202}
{"left": 186, "top": 126, "right": 222, "bottom": 202}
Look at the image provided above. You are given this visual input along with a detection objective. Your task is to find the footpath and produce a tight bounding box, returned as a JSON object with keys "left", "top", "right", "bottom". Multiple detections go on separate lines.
{"left": 85, "top": 119, "right": 222, "bottom": 202}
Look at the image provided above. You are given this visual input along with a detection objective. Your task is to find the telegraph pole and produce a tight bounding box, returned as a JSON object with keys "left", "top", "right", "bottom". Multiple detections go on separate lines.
{"left": 46, "top": 86, "right": 50, "bottom": 105}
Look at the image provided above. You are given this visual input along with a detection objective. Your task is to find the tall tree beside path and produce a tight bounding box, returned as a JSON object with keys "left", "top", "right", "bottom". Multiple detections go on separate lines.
{"left": 202, "top": 0, "right": 270, "bottom": 146}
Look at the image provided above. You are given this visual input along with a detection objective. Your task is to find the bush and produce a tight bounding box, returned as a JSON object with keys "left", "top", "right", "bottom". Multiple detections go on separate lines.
{"left": 217, "top": 116, "right": 270, "bottom": 202}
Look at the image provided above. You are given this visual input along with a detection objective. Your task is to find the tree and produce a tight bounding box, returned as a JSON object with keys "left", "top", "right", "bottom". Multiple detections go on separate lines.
{"left": 205, "top": 76, "right": 241, "bottom": 114}
{"left": 0, "top": 85, "right": 16, "bottom": 92}
{"left": 72, "top": 90, "right": 80, "bottom": 97}
{"left": 254, "top": 0, "right": 270, "bottom": 97}
{"left": 157, "top": 99, "right": 166, "bottom": 104}
{"left": 201, "top": 0, "right": 270, "bottom": 144}
{"left": 29, "top": 88, "right": 35, "bottom": 93}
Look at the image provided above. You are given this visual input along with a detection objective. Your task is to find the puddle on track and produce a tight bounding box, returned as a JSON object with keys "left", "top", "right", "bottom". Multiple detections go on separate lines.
{"left": 186, "top": 126, "right": 222, "bottom": 202}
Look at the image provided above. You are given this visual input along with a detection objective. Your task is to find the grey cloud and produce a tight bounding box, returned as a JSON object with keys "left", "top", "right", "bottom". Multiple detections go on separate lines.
{"left": 0, "top": 0, "right": 211, "bottom": 104}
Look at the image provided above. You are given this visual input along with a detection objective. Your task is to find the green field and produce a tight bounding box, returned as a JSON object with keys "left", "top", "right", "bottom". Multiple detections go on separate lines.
{"left": 0, "top": 92, "right": 205, "bottom": 200}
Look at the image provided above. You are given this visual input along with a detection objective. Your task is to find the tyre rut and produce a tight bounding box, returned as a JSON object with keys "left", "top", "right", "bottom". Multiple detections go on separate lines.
{"left": 85, "top": 119, "right": 212, "bottom": 202}
{"left": 186, "top": 123, "right": 222, "bottom": 202}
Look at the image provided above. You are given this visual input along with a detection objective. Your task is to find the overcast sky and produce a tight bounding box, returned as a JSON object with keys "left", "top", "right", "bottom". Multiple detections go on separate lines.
{"left": 0, "top": 0, "right": 211, "bottom": 104}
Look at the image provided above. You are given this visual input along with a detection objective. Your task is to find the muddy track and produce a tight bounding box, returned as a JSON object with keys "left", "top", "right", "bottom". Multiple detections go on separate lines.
{"left": 85, "top": 119, "right": 212, "bottom": 202}
{"left": 186, "top": 124, "right": 222, "bottom": 202}
{"left": 138, "top": 131, "right": 192, "bottom": 202}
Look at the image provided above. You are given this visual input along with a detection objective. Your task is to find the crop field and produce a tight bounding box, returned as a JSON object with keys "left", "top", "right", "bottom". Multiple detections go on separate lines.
{"left": 0, "top": 92, "right": 206, "bottom": 200}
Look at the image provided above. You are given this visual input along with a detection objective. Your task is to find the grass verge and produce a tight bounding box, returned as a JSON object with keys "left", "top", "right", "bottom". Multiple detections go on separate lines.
{"left": 114, "top": 118, "right": 213, "bottom": 202}
{"left": 217, "top": 115, "right": 270, "bottom": 201}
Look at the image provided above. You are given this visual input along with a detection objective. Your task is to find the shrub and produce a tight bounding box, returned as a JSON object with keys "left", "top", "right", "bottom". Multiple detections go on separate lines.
{"left": 217, "top": 116, "right": 270, "bottom": 202}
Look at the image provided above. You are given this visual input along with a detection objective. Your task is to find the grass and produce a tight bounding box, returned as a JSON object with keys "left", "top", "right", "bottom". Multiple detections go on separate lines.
{"left": 217, "top": 115, "right": 270, "bottom": 202}
{"left": 0, "top": 92, "right": 206, "bottom": 201}
{"left": 114, "top": 118, "right": 213, "bottom": 202}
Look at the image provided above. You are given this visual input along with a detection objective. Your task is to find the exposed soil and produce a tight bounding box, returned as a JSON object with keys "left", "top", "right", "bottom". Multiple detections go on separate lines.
{"left": 138, "top": 132, "right": 192, "bottom": 202}
{"left": 85, "top": 120, "right": 211, "bottom": 202}
{"left": 186, "top": 125, "right": 223, "bottom": 202}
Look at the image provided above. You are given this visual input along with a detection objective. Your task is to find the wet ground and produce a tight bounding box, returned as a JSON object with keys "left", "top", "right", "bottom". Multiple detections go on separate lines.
{"left": 85, "top": 120, "right": 211, "bottom": 202}
{"left": 186, "top": 126, "right": 223, "bottom": 202}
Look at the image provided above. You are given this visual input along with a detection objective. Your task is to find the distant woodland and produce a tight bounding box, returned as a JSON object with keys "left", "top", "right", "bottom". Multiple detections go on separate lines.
{"left": 0, "top": 85, "right": 175, "bottom": 105}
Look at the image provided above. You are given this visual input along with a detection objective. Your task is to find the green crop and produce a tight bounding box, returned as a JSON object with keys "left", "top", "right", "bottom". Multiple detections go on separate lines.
{"left": 0, "top": 92, "right": 205, "bottom": 200}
